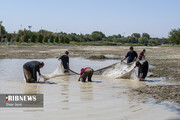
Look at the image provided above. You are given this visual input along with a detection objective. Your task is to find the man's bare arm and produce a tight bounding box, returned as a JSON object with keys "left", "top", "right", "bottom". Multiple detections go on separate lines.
{"left": 78, "top": 75, "right": 82, "bottom": 81}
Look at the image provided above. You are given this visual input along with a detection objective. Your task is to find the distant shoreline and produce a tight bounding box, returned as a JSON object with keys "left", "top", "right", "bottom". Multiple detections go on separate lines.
{"left": 0, "top": 42, "right": 179, "bottom": 47}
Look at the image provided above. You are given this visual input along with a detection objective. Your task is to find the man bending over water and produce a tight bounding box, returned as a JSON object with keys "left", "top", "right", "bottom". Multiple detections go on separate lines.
{"left": 78, "top": 67, "right": 94, "bottom": 82}
{"left": 135, "top": 60, "right": 149, "bottom": 81}
{"left": 23, "top": 61, "right": 44, "bottom": 83}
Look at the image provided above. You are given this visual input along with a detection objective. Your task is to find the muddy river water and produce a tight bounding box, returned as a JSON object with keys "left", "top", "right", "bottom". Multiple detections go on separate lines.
{"left": 0, "top": 58, "right": 180, "bottom": 120}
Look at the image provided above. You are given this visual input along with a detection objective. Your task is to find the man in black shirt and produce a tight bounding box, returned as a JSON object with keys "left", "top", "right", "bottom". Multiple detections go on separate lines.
{"left": 135, "top": 60, "right": 149, "bottom": 81}
{"left": 121, "top": 46, "right": 138, "bottom": 63}
{"left": 23, "top": 61, "right": 44, "bottom": 83}
{"left": 58, "top": 51, "right": 69, "bottom": 73}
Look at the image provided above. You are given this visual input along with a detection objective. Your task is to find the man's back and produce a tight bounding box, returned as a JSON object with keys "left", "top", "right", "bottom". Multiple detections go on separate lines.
{"left": 23, "top": 61, "right": 40, "bottom": 74}
{"left": 139, "top": 60, "right": 149, "bottom": 73}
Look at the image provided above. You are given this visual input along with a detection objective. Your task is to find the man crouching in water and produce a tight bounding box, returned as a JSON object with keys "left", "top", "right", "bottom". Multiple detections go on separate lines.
{"left": 23, "top": 61, "right": 44, "bottom": 83}
{"left": 78, "top": 67, "right": 94, "bottom": 82}
{"left": 135, "top": 60, "right": 149, "bottom": 81}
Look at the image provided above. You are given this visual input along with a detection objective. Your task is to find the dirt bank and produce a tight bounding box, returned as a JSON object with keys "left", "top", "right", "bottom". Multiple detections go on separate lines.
{"left": 133, "top": 85, "right": 180, "bottom": 104}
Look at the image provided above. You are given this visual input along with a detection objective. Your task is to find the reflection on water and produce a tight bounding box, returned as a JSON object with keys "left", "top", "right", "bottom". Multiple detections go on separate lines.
{"left": 0, "top": 58, "right": 180, "bottom": 120}
{"left": 59, "top": 76, "right": 70, "bottom": 110}
{"left": 24, "top": 83, "right": 39, "bottom": 94}
{"left": 80, "top": 82, "right": 93, "bottom": 101}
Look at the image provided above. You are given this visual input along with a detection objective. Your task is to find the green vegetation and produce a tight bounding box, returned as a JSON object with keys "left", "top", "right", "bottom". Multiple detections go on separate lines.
{"left": 0, "top": 24, "right": 179, "bottom": 46}
{"left": 168, "top": 28, "right": 180, "bottom": 45}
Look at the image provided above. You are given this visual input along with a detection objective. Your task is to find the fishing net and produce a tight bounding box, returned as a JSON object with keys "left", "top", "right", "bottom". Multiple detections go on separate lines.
{"left": 41, "top": 64, "right": 79, "bottom": 81}
{"left": 94, "top": 61, "right": 138, "bottom": 80}
{"left": 41, "top": 61, "right": 138, "bottom": 81}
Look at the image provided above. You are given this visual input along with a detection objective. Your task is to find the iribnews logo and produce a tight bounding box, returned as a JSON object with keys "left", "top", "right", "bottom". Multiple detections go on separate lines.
{"left": 5, "top": 94, "right": 37, "bottom": 102}
{"left": 0, "top": 94, "right": 43, "bottom": 107}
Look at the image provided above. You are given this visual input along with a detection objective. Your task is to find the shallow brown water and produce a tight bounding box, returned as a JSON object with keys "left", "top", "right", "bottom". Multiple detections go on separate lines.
{"left": 0, "top": 58, "right": 180, "bottom": 120}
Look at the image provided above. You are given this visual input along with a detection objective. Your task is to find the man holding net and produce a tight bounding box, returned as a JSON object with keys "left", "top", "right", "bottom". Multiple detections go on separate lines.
{"left": 78, "top": 67, "right": 94, "bottom": 82}
{"left": 23, "top": 61, "right": 44, "bottom": 83}
{"left": 135, "top": 60, "right": 149, "bottom": 81}
{"left": 121, "top": 46, "right": 138, "bottom": 63}
{"left": 58, "top": 51, "right": 70, "bottom": 73}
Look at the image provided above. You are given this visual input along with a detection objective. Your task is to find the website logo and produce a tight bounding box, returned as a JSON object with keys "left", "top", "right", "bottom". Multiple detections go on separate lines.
{"left": 0, "top": 94, "right": 43, "bottom": 108}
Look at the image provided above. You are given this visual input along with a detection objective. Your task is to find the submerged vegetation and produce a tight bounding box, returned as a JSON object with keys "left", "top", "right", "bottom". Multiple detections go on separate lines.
{"left": 0, "top": 24, "right": 179, "bottom": 46}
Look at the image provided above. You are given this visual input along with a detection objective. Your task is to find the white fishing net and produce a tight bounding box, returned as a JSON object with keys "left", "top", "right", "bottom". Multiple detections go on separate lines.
{"left": 41, "top": 64, "right": 65, "bottom": 80}
{"left": 101, "top": 61, "right": 138, "bottom": 80}
{"left": 40, "top": 61, "right": 138, "bottom": 81}
{"left": 40, "top": 63, "right": 79, "bottom": 81}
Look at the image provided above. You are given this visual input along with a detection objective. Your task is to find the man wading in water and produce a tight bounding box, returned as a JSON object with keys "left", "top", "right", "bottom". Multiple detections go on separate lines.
{"left": 23, "top": 61, "right": 44, "bottom": 83}
{"left": 135, "top": 60, "right": 149, "bottom": 81}
{"left": 58, "top": 51, "right": 69, "bottom": 73}
{"left": 78, "top": 67, "right": 94, "bottom": 82}
{"left": 121, "top": 46, "right": 138, "bottom": 63}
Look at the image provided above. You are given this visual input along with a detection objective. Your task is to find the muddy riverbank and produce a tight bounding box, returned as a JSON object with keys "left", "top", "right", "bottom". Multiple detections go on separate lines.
{"left": 133, "top": 85, "right": 180, "bottom": 104}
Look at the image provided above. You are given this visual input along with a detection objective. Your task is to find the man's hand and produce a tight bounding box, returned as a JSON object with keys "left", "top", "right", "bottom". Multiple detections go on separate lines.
{"left": 59, "top": 59, "right": 62, "bottom": 64}
{"left": 38, "top": 72, "right": 41, "bottom": 76}
{"left": 121, "top": 57, "right": 127, "bottom": 62}
{"left": 78, "top": 75, "right": 81, "bottom": 82}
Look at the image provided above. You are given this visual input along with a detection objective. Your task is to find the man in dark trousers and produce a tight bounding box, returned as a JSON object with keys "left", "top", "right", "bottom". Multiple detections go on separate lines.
{"left": 78, "top": 67, "right": 94, "bottom": 82}
{"left": 121, "top": 46, "right": 138, "bottom": 63}
{"left": 135, "top": 60, "right": 149, "bottom": 81}
{"left": 23, "top": 61, "right": 44, "bottom": 83}
{"left": 58, "top": 51, "right": 69, "bottom": 73}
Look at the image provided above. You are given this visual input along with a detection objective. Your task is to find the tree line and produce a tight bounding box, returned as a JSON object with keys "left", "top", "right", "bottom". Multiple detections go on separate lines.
{"left": 0, "top": 25, "right": 179, "bottom": 45}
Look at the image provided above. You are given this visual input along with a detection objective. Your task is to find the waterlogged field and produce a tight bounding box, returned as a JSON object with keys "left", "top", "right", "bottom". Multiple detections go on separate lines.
{"left": 0, "top": 58, "right": 180, "bottom": 120}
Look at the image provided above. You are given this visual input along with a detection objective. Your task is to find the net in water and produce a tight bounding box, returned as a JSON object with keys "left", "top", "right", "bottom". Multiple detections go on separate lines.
{"left": 41, "top": 61, "right": 138, "bottom": 81}
{"left": 99, "top": 61, "right": 138, "bottom": 80}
